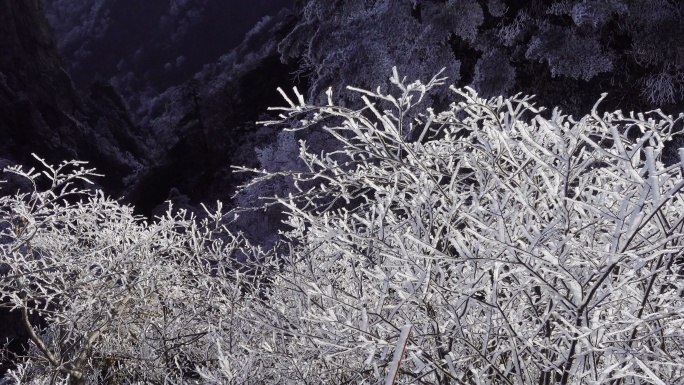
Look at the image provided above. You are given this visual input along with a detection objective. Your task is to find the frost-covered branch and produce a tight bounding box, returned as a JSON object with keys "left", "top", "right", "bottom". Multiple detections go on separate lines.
{"left": 208, "top": 68, "right": 684, "bottom": 384}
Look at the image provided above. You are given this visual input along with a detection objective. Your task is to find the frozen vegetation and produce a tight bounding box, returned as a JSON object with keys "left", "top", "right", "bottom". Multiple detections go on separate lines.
{"left": 2, "top": 70, "right": 684, "bottom": 384}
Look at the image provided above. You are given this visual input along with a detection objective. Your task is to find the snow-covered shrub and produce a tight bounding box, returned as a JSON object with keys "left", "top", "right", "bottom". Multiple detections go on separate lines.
{"left": 207, "top": 69, "right": 684, "bottom": 384}
{"left": 0, "top": 156, "right": 254, "bottom": 384}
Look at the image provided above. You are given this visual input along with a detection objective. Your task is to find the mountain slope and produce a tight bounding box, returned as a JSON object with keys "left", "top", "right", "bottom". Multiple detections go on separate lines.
{"left": 0, "top": 0, "right": 149, "bottom": 194}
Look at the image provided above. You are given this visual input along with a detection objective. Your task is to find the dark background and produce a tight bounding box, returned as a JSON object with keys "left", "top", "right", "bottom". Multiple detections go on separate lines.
{"left": 42, "top": 0, "right": 296, "bottom": 116}
{"left": 0, "top": 0, "right": 683, "bottom": 244}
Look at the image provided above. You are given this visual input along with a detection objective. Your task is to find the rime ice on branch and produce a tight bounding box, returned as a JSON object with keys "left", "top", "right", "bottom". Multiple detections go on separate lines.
{"left": 226, "top": 67, "right": 684, "bottom": 384}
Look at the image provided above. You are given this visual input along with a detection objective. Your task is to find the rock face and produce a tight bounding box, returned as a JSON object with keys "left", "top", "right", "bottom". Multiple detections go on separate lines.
{"left": 0, "top": 0, "right": 148, "bottom": 195}
{"left": 42, "top": 0, "right": 296, "bottom": 121}
{"left": 0, "top": 0, "right": 78, "bottom": 156}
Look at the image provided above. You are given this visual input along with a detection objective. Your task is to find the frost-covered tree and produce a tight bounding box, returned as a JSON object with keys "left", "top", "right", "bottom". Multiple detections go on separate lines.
{"left": 281, "top": 0, "right": 684, "bottom": 115}
{"left": 0, "top": 156, "right": 255, "bottom": 384}
{"left": 204, "top": 69, "right": 684, "bottom": 384}
{"left": 278, "top": 0, "right": 464, "bottom": 105}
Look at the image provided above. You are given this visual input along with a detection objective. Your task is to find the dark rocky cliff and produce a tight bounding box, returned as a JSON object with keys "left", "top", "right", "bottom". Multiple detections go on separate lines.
{"left": 0, "top": 0, "right": 149, "bottom": 195}
{"left": 0, "top": 0, "right": 78, "bottom": 156}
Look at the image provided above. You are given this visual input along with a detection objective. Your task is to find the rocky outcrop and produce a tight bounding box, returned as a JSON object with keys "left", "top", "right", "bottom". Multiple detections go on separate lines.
{"left": 0, "top": 0, "right": 78, "bottom": 157}
{"left": 42, "top": 0, "right": 296, "bottom": 123}
{"left": 0, "top": 0, "right": 149, "bottom": 195}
